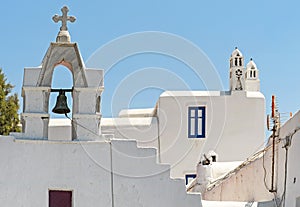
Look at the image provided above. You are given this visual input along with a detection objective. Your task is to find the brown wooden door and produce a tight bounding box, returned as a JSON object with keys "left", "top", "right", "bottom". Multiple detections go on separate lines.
{"left": 49, "top": 190, "right": 72, "bottom": 207}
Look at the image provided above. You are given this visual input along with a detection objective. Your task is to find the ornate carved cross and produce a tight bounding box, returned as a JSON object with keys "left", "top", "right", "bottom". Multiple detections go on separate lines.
{"left": 52, "top": 6, "right": 76, "bottom": 31}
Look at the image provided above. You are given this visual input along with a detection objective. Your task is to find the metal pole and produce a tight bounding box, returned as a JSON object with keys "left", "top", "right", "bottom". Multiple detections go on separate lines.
{"left": 269, "top": 95, "right": 277, "bottom": 193}
{"left": 270, "top": 125, "right": 276, "bottom": 192}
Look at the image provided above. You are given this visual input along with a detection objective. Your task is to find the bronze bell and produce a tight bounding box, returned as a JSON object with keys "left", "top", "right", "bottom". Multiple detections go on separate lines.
{"left": 52, "top": 90, "right": 71, "bottom": 114}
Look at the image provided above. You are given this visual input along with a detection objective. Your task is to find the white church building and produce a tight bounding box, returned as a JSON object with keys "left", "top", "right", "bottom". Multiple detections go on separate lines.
{"left": 3, "top": 5, "right": 300, "bottom": 207}
{"left": 101, "top": 47, "right": 265, "bottom": 182}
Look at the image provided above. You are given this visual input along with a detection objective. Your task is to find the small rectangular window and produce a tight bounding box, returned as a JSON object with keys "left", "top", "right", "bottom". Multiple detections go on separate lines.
{"left": 188, "top": 106, "right": 206, "bottom": 138}
{"left": 185, "top": 174, "right": 197, "bottom": 185}
{"left": 49, "top": 190, "right": 72, "bottom": 207}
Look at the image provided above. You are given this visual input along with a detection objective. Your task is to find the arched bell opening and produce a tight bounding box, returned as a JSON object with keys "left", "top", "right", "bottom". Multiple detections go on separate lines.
{"left": 47, "top": 65, "right": 75, "bottom": 141}
{"left": 49, "top": 65, "right": 74, "bottom": 118}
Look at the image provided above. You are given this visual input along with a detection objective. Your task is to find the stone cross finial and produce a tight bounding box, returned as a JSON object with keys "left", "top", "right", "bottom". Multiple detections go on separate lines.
{"left": 52, "top": 6, "right": 76, "bottom": 31}
{"left": 52, "top": 6, "right": 76, "bottom": 43}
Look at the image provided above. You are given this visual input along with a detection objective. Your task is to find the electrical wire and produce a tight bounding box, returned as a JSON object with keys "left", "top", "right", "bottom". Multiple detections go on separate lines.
{"left": 261, "top": 142, "right": 280, "bottom": 207}
{"left": 262, "top": 149, "right": 270, "bottom": 191}
{"left": 280, "top": 128, "right": 300, "bottom": 206}
{"left": 65, "top": 113, "right": 109, "bottom": 143}
{"left": 64, "top": 114, "right": 116, "bottom": 206}
{"left": 267, "top": 128, "right": 300, "bottom": 207}
{"left": 192, "top": 139, "right": 279, "bottom": 192}
{"left": 203, "top": 144, "right": 272, "bottom": 192}
{"left": 281, "top": 146, "right": 288, "bottom": 207}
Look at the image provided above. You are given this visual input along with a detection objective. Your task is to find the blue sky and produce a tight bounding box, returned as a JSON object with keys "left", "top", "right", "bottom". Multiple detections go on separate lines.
{"left": 0, "top": 1, "right": 299, "bottom": 125}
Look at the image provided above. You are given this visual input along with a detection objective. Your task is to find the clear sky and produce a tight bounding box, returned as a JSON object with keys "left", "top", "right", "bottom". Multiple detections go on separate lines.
{"left": 0, "top": 0, "right": 299, "bottom": 126}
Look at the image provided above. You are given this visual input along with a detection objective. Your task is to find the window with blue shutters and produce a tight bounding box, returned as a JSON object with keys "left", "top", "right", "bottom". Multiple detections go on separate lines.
{"left": 185, "top": 174, "right": 197, "bottom": 185}
{"left": 188, "top": 106, "right": 206, "bottom": 138}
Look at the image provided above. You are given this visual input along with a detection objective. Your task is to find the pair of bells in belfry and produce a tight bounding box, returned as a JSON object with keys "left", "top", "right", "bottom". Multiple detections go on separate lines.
{"left": 52, "top": 89, "right": 71, "bottom": 115}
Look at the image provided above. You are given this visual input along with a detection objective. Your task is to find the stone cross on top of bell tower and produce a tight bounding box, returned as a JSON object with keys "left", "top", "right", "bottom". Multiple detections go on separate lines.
{"left": 52, "top": 6, "right": 76, "bottom": 43}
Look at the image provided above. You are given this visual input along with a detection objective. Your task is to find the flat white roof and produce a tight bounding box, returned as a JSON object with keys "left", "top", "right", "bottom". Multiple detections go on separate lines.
{"left": 160, "top": 91, "right": 222, "bottom": 97}
{"left": 118, "top": 108, "right": 155, "bottom": 118}
{"left": 48, "top": 118, "right": 71, "bottom": 126}
{"left": 246, "top": 91, "right": 265, "bottom": 99}
{"left": 160, "top": 90, "right": 264, "bottom": 98}
{"left": 101, "top": 117, "right": 153, "bottom": 127}
{"left": 202, "top": 200, "right": 257, "bottom": 207}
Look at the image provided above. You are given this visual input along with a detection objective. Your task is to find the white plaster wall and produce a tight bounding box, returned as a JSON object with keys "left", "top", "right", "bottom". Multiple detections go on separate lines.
{"left": 0, "top": 136, "right": 112, "bottom": 207}
{"left": 0, "top": 136, "right": 202, "bottom": 207}
{"left": 111, "top": 140, "right": 202, "bottom": 207}
{"left": 276, "top": 110, "right": 300, "bottom": 207}
{"left": 101, "top": 117, "right": 159, "bottom": 149}
{"left": 23, "top": 89, "right": 49, "bottom": 113}
{"left": 72, "top": 114, "right": 101, "bottom": 140}
{"left": 48, "top": 118, "right": 72, "bottom": 141}
{"left": 23, "top": 68, "right": 42, "bottom": 87}
{"left": 74, "top": 88, "right": 102, "bottom": 114}
{"left": 85, "top": 69, "right": 104, "bottom": 88}
{"left": 205, "top": 91, "right": 265, "bottom": 161}
{"left": 201, "top": 110, "right": 300, "bottom": 204}
{"left": 157, "top": 90, "right": 265, "bottom": 178}
{"left": 21, "top": 113, "right": 49, "bottom": 139}
{"left": 245, "top": 79, "right": 260, "bottom": 92}
{"left": 201, "top": 154, "right": 274, "bottom": 201}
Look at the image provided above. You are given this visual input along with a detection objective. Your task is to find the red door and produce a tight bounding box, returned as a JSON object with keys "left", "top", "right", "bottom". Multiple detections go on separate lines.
{"left": 49, "top": 190, "right": 72, "bottom": 207}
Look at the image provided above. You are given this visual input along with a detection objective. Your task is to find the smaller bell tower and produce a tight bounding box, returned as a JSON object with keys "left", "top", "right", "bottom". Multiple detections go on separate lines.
{"left": 21, "top": 6, "right": 104, "bottom": 140}
{"left": 229, "top": 47, "right": 245, "bottom": 91}
{"left": 245, "top": 58, "right": 260, "bottom": 91}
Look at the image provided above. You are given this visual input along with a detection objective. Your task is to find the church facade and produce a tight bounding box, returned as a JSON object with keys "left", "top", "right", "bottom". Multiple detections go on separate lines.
{"left": 0, "top": 6, "right": 201, "bottom": 207}
{"left": 0, "top": 5, "right": 274, "bottom": 207}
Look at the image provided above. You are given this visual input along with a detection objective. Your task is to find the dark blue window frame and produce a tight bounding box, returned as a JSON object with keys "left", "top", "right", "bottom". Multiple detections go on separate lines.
{"left": 188, "top": 106, "right": 206, "bottom": 138}
{"left": 185, "top": 174, "right": 197, "bottom": 185}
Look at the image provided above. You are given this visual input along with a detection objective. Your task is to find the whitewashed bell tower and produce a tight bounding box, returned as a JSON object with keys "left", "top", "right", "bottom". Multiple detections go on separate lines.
{"left": 245, "top": 58, "right": 260, "bottom": 91}
{"left": 229, "top": 47, "right": 245, "bottom": 91}
{"left": 21, "top": 6, "right": 104, "bottom": 140}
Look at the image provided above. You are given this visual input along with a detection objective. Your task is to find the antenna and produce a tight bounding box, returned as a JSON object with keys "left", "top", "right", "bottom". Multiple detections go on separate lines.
{"left": 271, "top": 95, "right": 276, "bottom": 118}
{"left": 267, "top": 95, "right": 280, "bottom": 193}
{"left": 267, "top": 114, "right": 270, "bottom": 131}
{"left": 267, "top": 95, "right": 280, "bottom": 131}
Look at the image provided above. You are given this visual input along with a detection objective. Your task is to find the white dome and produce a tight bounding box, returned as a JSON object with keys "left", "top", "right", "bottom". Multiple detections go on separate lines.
{"left": 231, "top": 47, "right": 243, "bottom": 57}
{"left": 246, "top": 58, "right": 257, "bottom": 70}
